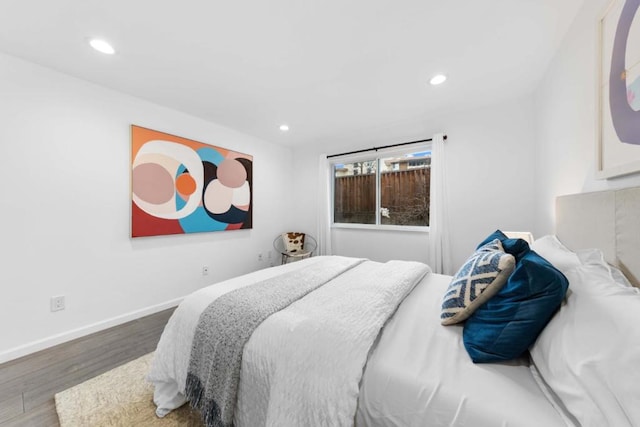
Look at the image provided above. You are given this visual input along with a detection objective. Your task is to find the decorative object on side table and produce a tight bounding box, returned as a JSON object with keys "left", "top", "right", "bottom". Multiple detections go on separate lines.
{"left": 503, "top": 231, "right": 534, "bottom": 244}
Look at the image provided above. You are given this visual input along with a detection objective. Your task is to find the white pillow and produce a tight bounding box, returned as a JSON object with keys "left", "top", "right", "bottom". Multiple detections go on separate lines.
{"left": 530, "top": 264, "right": 640, "bottom": 427}
{"left": 530, "top": 235, "right": 581, "bottom": 273}
{"left": 531, "top": 235, "right": 634, "bottom": 288}
{"left": 576, "top": 248, "right": 633, "bottom": 288}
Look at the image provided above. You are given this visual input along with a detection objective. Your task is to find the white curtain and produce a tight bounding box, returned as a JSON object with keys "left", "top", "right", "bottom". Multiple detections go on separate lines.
{"left": 428, "top": 133, "right": 452, "bottom": 274}
{"left": 316, "top": 154, "right": 332, "bottom": 256}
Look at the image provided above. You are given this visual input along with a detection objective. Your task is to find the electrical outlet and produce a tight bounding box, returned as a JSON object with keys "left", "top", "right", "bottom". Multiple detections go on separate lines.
{"left": 202, "top": 266, "right": 209, "bottom": 276}
{"left": 258, "top": 253, "right": 263, "bottom": 262}
{"left": 50, "top": 295, "right": 65, "bottom": 312}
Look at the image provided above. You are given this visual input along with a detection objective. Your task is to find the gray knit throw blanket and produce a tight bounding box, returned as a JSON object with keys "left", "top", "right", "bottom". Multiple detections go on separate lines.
{"left": 185, "top": 257, "right": 364, "bottom": 427}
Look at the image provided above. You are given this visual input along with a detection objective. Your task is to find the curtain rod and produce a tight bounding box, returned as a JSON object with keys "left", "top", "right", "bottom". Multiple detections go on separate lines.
{"left": 326, "top": 135, "right": 447, "bottom": 159}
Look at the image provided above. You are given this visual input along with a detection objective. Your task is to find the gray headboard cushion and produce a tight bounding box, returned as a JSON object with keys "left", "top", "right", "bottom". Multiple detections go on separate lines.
{"left": 556, "top": 187, "right": 640, "bottom": 287}
{"left": 615, "top": 187, "right": 640, "bottom": 286}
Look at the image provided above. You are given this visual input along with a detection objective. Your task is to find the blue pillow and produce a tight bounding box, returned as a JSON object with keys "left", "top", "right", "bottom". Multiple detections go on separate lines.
{"left": 462, "top": 249, "right": 569, "bottom": 363}
{"left": 441, "top": 240, "right": 515, "bottom": 325}
{"left": 477, "top": 229, "right": 530, "bottom": 261}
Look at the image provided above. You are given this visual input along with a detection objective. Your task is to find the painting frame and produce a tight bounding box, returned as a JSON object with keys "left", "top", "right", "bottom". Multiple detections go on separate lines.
{"left": 596, "top": 0, "right": 640, "bottom": 179}
{"left": 130, "top": 125, "right": 253, "bottom": 238}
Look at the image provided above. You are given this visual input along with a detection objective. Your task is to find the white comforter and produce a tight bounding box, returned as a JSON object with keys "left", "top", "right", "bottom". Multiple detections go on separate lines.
{"left": 356, "top": 273, "right": 573, "bottom": 427}
{"left": 148, "top": 256, "right": 429, "bottom": 426}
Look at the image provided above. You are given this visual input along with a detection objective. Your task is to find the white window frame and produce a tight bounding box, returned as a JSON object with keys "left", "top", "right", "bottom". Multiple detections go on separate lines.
{"left": 330, "top": 144, "right": 431, "bottom": 232}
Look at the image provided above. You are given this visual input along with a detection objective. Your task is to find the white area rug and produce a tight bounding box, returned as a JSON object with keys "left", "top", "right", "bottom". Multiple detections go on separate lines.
{"left": 54, "top": 352, "right": 202, "bottom": 426}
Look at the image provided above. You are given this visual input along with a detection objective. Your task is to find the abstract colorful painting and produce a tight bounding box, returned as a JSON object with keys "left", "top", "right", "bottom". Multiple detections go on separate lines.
{"left": 597, "top": 0, "right": 640, "bottom": 178}
{"left": 131, "top": 125, "right": 252, "bottom": 237}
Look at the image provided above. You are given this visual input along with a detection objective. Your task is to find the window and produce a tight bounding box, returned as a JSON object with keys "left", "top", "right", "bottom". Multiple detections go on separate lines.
{"left": 332, "top": 149, "right": 431, "bottom": 228}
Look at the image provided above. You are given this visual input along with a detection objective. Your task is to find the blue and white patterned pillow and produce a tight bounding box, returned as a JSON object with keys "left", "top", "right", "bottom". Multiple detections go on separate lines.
{"left": 441, "top": 239, "right": 515, "bottom": 325}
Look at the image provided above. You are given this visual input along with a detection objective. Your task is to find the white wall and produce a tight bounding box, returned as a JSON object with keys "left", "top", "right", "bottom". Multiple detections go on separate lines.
{"left": 291, "top": 95, "right": 538, "bottom": 271}
{"left": 0, "top": 53, "right": 293, "bottom": 362}
{"left": 534, "top": 0, "right": 640, "bottom": 234}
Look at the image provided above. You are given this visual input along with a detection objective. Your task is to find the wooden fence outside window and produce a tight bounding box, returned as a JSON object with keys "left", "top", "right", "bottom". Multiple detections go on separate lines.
{"left": 333, "top": 168, "right": 430, "bottom": 226}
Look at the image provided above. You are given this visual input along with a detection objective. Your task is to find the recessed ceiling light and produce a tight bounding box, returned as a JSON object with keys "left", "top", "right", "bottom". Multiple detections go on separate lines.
{"left": 89, "top": 39, "right": 115, "bottom": 55}
{"left": 279, "top": 124, "right": 289, "bottom": 132}
{"left": 429, "top": 74, "right": 447, "bottom": 85}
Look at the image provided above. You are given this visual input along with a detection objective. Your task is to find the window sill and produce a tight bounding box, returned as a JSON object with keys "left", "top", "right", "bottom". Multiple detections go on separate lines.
{"left": 331, "top": 223, "right": 430, "bottom": 233}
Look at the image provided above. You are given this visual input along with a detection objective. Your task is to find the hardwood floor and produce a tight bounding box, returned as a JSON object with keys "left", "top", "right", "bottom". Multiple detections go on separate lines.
{"left": 0, "top": 308, "right": 175, "bottom": 426}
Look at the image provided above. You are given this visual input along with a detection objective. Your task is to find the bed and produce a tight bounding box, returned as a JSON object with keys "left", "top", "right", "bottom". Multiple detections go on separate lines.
{"left": 148, "top": 186, "right": 640, "bottom": 427}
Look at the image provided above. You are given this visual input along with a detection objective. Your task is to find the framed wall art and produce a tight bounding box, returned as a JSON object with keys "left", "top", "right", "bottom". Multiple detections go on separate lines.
{"left": 597, "top": 0, "right": 640, "bottom": 179}
{"left": 131, "top": 125, "right": 253, "bottom": 237}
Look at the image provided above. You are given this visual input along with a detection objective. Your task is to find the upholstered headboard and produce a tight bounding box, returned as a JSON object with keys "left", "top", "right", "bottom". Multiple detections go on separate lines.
{"left": 556, "top": 186, "right": 640, "bottom": 287}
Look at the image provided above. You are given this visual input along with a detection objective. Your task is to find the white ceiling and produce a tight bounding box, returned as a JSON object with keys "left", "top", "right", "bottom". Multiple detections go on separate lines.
{"left": 0, "top": 0, "right": 584, "bottom": 148}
